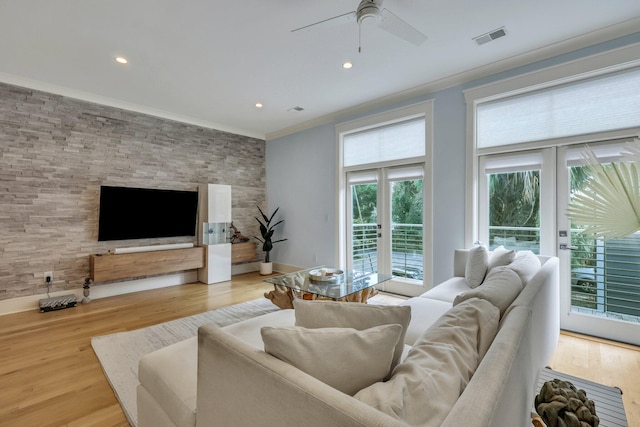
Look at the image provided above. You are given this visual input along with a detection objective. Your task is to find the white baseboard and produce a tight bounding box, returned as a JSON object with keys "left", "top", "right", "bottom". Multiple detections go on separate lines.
{"left": 231, "top": 262, "right": 259, "bottom": 275}
{"left": 0, "top": 272, "right": 198, "bottom": 316}
{"left": 272, "top": 262, "right": 303, "bottom": 274}
{"left": 0, "top": 264, "right": 305, "bottom": 316}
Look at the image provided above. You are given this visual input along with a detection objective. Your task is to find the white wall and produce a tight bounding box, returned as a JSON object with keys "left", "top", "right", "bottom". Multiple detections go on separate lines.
{"left": 265, "top": 32, "right": 640, "bottom": 286}
{"left": 266, "top": 123, "right": 337, "bottom": 268}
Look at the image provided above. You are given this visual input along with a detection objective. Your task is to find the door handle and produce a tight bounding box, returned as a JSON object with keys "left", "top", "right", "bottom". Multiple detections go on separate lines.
{"left": 559, "top": 244, "right": 578, "bottom": 250}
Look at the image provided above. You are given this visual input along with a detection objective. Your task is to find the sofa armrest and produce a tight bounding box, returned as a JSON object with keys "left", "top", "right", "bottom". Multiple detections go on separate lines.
{"left": 442, "top": 306, "right": 533, "bottom": 427}
{"left": 196, "top": 324, "right": 406, "bottom": 427}
{"left": 453, "top": 249, "right": 469, "bottom": 277}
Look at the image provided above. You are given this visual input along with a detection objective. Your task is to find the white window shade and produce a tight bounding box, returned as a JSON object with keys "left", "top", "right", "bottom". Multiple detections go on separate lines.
{"left": 387, "top": 164, "right": 424, "bottom": 181}
{"left": 565, "top": 139, "right": 638, "bottom": 167}
{"left": 477, "top": 67, "right": 640, "bottom": 149}
{"left": 344, "top": 118, "right": 425, "bottom": 167}
{"left": 347, "top": 170, "right": 378, "bottom": 184}
{"left": 482, "top": 151, "right": 544, "bottom": 174}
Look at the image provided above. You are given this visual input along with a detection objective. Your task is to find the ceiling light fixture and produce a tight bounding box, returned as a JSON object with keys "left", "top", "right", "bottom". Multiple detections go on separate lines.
{"left": 343, "top": 62, "right": 353, "bottom": 69}
{"left": 255, "top": 103, "right": 263, "bottom": 108}
{"left": 114, "top": 56, "right": 128, "bottom": 64}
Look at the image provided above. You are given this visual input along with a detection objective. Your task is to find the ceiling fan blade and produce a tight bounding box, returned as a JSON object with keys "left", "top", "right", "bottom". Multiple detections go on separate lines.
{"left": 379, "top": 8, "right": 427, "bottom": 46}
{"left": 291, "top": 11, "right": 356, "bottom": 33}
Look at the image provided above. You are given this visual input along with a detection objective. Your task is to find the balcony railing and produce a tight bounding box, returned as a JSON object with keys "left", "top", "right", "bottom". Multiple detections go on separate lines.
{"left": 489, "top": 225, "right": 639, "bottom": 323}
{"left": 352, "top": 223, "right": 423, "bottom": 280}
{"left": 570, "top": 232, "right": 640, "bottom": 323}
{"left": 391, "top": 224, "right": 423, "bottom": 280}
{"left": 489, "top": 226, "right": 540, "bottom": 253}
{"left": 352, "top": 223, "right": 378, "bottom": 273}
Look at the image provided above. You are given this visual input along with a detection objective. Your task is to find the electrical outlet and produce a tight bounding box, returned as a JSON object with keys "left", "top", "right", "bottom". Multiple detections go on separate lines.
{"left": 44, "top": 271, "right": 53, "bottom": 285}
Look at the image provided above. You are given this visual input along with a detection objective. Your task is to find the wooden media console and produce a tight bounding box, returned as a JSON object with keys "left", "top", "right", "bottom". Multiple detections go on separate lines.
{"left": 90, "top": 247, "right": 205, "bottom": 282}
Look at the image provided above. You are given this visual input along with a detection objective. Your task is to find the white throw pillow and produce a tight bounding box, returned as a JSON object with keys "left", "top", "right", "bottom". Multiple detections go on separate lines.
{"left": 261, "top": 324, "right": 402, "bottom": 396}
{"left": 488, "top": 245, "right": 516, "bottom": 270}
{"left": 465, "top": 243, "right": 489, "bottom": 288}
{"left": 354, "top": 298, "right": 499, "bottom": 426}
{"left": 293, "top": 299, "right": 411, "bottom": 370}
{"left": 507, "top": 250, "right": 541, "bottom": 286}
{"left": 453, "top": 266, "right": 522, "bottom": 317}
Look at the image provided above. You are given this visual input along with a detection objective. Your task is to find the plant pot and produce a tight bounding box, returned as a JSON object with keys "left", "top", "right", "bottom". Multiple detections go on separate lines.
{"left": 260, "top": 262, "right": 273, "bottom": 275}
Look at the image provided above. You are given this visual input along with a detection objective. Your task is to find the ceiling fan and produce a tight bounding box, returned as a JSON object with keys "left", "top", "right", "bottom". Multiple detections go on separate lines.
{"left": 291, "top": 0, "right": 427, "bottom": 52}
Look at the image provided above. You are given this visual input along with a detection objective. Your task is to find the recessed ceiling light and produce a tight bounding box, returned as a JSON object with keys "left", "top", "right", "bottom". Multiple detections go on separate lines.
{"left": 342, "top": 62, "right": 353, "bottom": 69}
{"left": 255, "top": 103, "right": 263, "bottom": 108}
{"left": 114, "top": 56, "right": 128, "bottom": 64}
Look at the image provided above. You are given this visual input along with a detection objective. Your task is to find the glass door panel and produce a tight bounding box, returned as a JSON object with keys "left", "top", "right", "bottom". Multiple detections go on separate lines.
{"left": 558, "top": 142, "right": 640, "bottom": 345}
{"left": 488, "top": 170, "right": 541, "bottom": 253}
{"left": 478, "top": 150, "right": 553, "bottom": 256}
{"left": 350, "top": 181, "right": 378, "bottom": 273}
{"left": 568, "top": 162, "right": 640, "bottom": 323}
{"left": 390, "top": 178, "right": 424, "bottom": 281}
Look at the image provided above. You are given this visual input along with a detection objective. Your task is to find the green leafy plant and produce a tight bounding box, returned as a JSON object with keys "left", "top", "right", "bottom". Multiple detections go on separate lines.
{"left": 254, "top": 206, "right": 287, "bottom": 263}
{"left": 568, "top": 140, "right": 640, "bottom": 240}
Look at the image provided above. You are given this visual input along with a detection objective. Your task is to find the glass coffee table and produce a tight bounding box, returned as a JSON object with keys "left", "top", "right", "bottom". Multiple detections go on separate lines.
{"left": 262, "top": 267, "right": 392, "bottom": 309}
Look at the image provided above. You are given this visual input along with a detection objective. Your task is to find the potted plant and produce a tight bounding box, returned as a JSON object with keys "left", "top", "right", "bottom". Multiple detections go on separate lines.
{"left": 254, "top": 206, "right": 287, "bottom": 275}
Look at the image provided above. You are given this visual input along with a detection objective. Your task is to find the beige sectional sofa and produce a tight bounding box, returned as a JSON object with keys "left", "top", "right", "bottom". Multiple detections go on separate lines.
{"left": 137, "top": 247, "right": 559, "bottom": 427}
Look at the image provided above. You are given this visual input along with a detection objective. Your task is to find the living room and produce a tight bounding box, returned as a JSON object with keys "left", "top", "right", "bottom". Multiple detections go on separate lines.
{"left": 1, "top": 2, "right": 640, "bottom": 426}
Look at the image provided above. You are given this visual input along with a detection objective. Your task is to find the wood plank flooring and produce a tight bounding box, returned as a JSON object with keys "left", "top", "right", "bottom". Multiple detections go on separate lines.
{"left": 1, "top": 273, "right": 638, "bottom": 426}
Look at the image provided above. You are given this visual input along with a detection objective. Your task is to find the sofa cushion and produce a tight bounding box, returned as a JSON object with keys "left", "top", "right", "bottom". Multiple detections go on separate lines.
{"left": 293, "top": 299, "right": 411, "bottom": 370}
{"left": 507, "top": 250, "right": 541, "bottom": 286}
{"left": 138, "top": 336, "right": 198, "bottom": 427}
{"left": 354, "top": 298, "right": 500, "bottom": 426}
{"left": 419, "top": 277, "right": 470, "bottom": 303}
{"left": 399, "top": 297, "right": 452, "bottom": 345}
{"left": 465, "top": 243, "right": 489, "bottom": 288}
{"left": 453, "top": 266, "right": 522, "bottom": 317}
{"left": 261, "top": 324, "right": 402, "bottom": 396}
{"left": 488, "top": 245, "right": 516, "bottom": 270}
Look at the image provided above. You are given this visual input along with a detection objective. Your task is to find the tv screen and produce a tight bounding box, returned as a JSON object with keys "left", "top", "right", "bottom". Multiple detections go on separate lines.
{"left": 98, "top": 185, "right": 198, "bottom": 241}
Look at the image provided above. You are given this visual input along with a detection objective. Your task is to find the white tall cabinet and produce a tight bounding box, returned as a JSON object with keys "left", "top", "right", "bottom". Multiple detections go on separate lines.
{"left": 198, "top": 184, "right": 232, "bottom": 284}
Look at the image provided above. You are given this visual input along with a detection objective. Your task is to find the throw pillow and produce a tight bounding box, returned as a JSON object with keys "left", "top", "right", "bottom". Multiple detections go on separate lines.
{"left": 465, "top": 243, "right": 489, "bottom": 288}
{"left": 507, "top": 250, "right": 541, "bottom": 286}
{"left": 293, "top": 299, "right": 411, "bottom": 370}
{"left": 488, "top": 245, "right": 516, "bottom": 270}
{"left": 354, "top": 298, "right": 499, "bottom": 426}
{"left": 453, "top": 266, "right": 522, "bottom": 317}
{"left": 261, "top": 324, "right": 402, "bottom": 396}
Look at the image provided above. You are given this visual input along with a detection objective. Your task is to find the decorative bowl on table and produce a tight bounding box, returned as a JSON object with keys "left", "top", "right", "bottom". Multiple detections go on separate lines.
{"left": 309, "top": 268, "right": 344, "bottom": 282}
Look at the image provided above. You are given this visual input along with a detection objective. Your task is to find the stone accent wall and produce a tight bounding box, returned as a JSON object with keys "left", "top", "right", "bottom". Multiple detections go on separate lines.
{"left": 0, "top": 82, "right": 265, "bottom": 300}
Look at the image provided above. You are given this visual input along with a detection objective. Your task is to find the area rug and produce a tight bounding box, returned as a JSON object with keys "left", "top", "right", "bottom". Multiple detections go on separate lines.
{"left": 91, "top": 298, "right": 279, "bottom": 427}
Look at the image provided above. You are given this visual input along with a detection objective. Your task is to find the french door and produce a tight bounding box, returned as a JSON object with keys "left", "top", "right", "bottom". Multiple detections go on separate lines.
{"left": 479, "top": 142, "right": 640, "bottom": 345}
{"left": 347, "top": 164, "right": 427, "bottom": 296}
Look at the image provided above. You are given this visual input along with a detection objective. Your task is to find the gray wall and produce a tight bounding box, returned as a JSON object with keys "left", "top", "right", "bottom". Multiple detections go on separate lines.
{"left": 266, "top": 32, "right": 640, "bottom": 287}
{"left": 0, "top": 83, "right": 265, "bottom": 301}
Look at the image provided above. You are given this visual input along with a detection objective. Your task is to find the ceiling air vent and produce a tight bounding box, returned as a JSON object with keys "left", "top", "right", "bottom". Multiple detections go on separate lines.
{"left": 287, "top": 106, "right": 304, "bottom": 112}
{"left": 473, "top": 27, "right": 507, "bottom": 46}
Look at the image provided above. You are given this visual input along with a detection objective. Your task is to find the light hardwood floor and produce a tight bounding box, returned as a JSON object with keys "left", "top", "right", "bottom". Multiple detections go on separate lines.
{"left": 1, "top": 273, "right": 638, "bottom": 427}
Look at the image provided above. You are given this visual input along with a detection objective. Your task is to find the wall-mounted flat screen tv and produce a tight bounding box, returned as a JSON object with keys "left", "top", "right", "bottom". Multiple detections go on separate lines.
{"left": 98, "top": 185, "right": 198, "bottom": 241}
